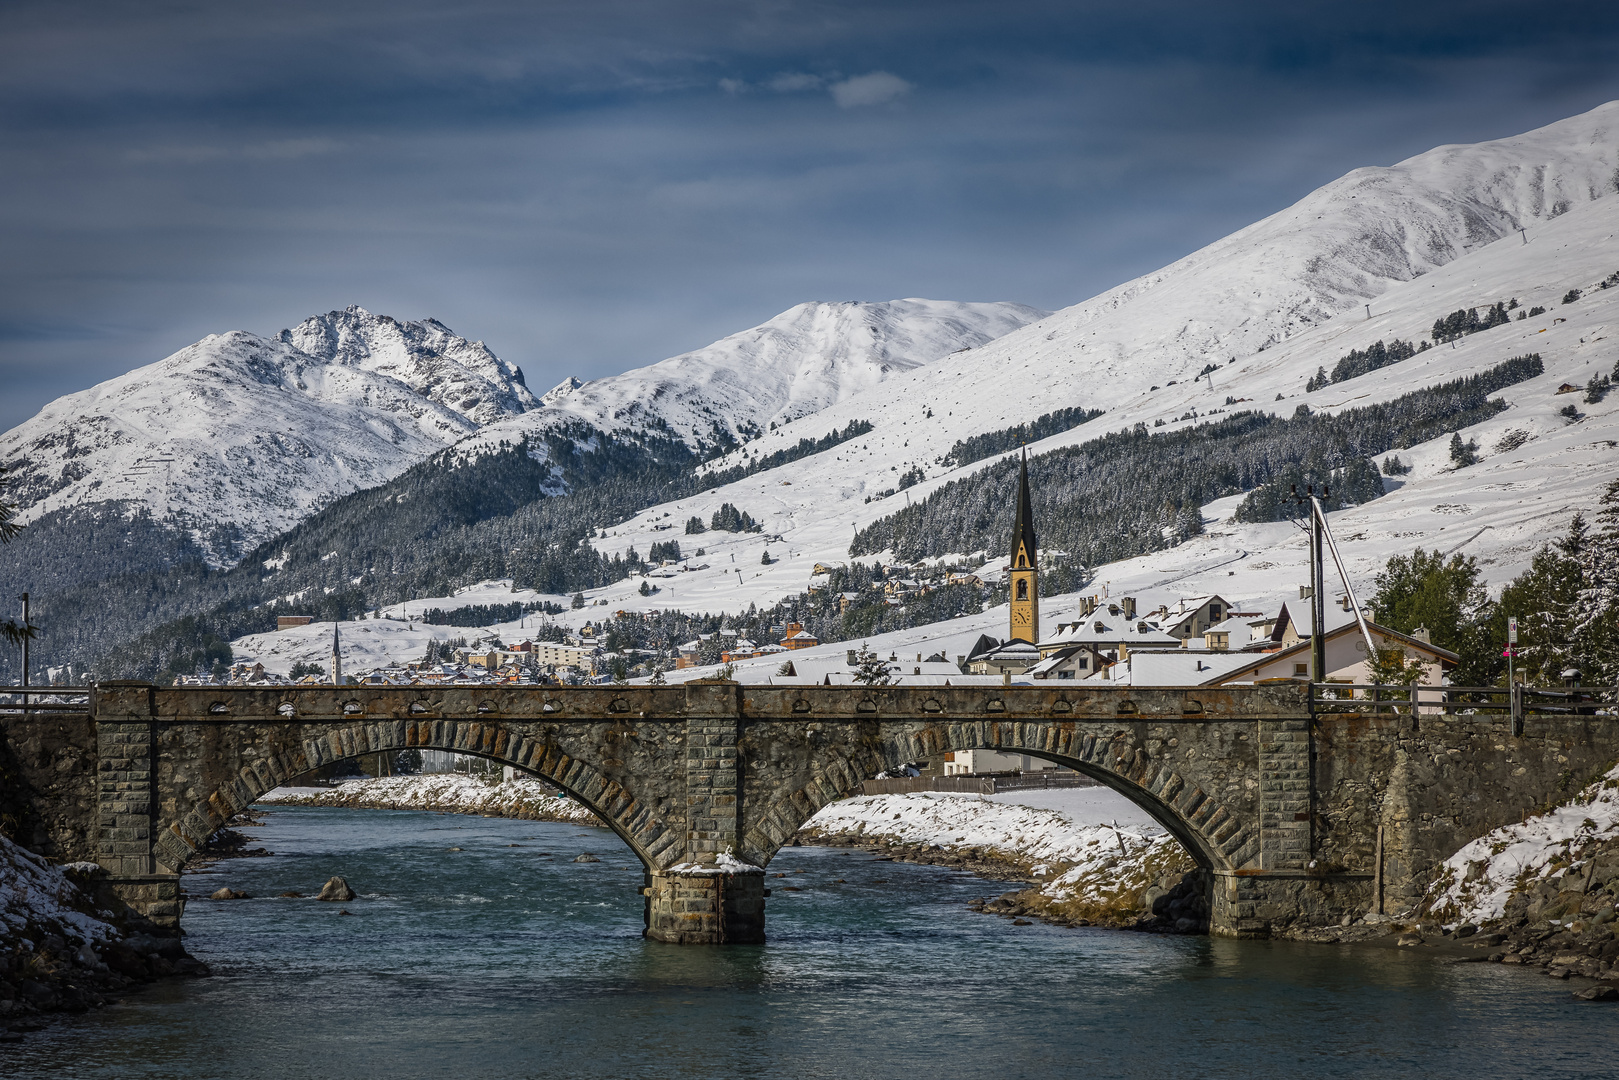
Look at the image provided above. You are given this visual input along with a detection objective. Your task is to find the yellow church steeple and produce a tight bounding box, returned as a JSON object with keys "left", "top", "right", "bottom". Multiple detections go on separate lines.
{"left": 1008, "top": 450, "right": 1039, "bottom": 644}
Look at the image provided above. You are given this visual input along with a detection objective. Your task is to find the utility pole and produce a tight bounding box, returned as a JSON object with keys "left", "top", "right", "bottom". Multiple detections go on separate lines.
{"left": 1506, "top": 615, "right": 1517, "bottom": 687}
{"left": 19, "top": 592, "right": 29, "bottom": 695}
{"left": 1364, "top": 304, "right": 1371, "bottom": 320}
{"left": 1290, "top": 489, "right": 1328, "bottom": 683}
{"left": 1312, "top": 496, "right": 1327, "bottom": 683}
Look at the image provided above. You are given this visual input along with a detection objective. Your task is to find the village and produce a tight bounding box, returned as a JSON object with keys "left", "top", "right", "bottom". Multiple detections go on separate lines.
{"left": 179, "top": 453, "right": 1464, "bottom": 786}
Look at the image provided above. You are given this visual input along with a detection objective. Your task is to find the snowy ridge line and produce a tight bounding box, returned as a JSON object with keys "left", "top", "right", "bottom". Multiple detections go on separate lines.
{"left": 258, "top": 774, "right": 603, "bottom": 826}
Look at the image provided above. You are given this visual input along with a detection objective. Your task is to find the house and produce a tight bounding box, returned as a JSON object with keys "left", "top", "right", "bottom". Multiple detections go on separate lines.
{"left": 1093, "top": 647, "right": 1262, "bottom": 685}
{"left": 940, "top": 749, "right": 1068, "bottom": 776}
{"left": 721, "top": 639, "right": 762, "bottom": 663}
{"left": 1027, "top": 644, "right": 1108, "bottom": 680}
{"left": 1207, "top": 614, "right": 1458, "bottom": 689}
{"left": 781, "top": 623, "right": 820, "bottom": 650}
{"left": 1153, "top": 594, "right": 1234, "bottom": 643}
{"left": 1036, "top": 614, "right": 1180, "bottom": 662}
{"left": 968, "top": 639, "right": 1041, "bottom": 676}
{"left": 276, "top": 616, "right": 314, "bottom": 631}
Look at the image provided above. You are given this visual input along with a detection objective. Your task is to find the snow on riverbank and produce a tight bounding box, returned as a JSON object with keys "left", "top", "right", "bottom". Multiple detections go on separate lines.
{"left": 256, "top": 776, "right": 1190, "bottom": 924}
{"left": 798, "top": 790, "right": 1193, "bottom": 923}
{"left": 1425, "top": 762, "right": 1619, "bottom": 925}
{"left": 0, "top": 835, "right": 116, "bottom": 947}
{"left": 259, "top": 774, "right": 600, "bottom": 826}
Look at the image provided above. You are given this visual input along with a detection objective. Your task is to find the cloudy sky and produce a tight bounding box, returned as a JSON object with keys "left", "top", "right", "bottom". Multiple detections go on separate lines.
{"left": 3, "top": 0, "right": 1617, "bottom": 431}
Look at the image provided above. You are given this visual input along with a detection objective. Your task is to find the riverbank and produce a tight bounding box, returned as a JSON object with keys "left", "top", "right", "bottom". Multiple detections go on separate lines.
{"left": 0, "top": 835, "right": 208, "bottom": 1033}
{"left": 796, "top": 789, "right": 1201, "bottom": 929}
{"left": 1403, "top": 758, "right": 1619, "bottom": 1000}
{"left": 259, "top": 774, "right": 600, "bottom": 824}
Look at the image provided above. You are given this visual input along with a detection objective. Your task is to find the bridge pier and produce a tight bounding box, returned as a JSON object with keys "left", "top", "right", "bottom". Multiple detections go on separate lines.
{"left": 644, "top": 867, "right": 767, "bottom": 944}
{"left": 95, "top": 682, "right": 184, "bottom": 933}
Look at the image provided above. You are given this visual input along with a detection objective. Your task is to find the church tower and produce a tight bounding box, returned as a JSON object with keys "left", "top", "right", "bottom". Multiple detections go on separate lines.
{"left": 1008, "top": 450, "right": 1039, "bottom": 644}
{"left": 329, "top": 622, "right": 343, "bottom": 686}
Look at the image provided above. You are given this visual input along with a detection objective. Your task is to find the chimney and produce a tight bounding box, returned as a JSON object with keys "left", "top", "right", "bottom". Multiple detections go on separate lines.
{"left": 846, "top": 649, "right": 858, "bottom": 665}
{"left": 1122, "top": 597, "right": 1137, "bottom": 619}
{"left": 1339, "top": 594, "right": 1352, "bottom": 612}
{"left": 1410, "top": 626, "right": 1431, "bottom": 644}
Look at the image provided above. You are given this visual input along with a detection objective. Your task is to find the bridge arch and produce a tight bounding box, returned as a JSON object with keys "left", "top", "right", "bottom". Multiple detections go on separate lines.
{"left": 153, "top": 718, "right": 681, "bottom": 875}
{"left": 739, "top": 720, "right": 1257, "bottom": 874}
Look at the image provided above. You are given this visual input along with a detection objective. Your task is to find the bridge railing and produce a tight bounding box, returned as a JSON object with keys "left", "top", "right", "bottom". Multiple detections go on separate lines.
{"left": 1310, "top": 682, "right": 1617, "bottom": 732}
{"left": 0, "top": 686, "right": 92, "bottom": 715}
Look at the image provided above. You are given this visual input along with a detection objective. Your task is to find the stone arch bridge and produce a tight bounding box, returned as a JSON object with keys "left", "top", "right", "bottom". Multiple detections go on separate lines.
{"left": 3, "top": 680, "right": 1613, "bottom": 943}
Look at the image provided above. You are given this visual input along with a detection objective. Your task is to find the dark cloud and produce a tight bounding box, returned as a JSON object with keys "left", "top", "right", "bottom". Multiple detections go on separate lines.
{"left": 2, "top": 0, "right": 1617, "bottom": 430}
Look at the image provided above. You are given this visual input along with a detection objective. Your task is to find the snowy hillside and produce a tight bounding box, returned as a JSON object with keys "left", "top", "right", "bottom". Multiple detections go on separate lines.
{"left": 217, "top": 105, "right": 1619, "bottom": 680}
{"left": 220, "top": 105, "right": 1619, "bottom": 682}
{"left": 459, "top": 299, "right": 1046, "bottom": 455}
{"left": 679, "top": 103, "right": 1618, "bottom": 491}
{"left": 0, "top": 307, "right": 537, "bottom": 559}
{"left": 530, "top": 112, "right": 1619, "bottom": 671}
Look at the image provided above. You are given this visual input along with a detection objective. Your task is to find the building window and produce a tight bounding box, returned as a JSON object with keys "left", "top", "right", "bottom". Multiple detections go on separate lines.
{"left": 1293, "top": 662, "right": 1308, "bottom": 676}
{"left": 1209, "top": 604, "right": 1222, "bottom": 622}
{"left": 1016, "top": 579, "right": 1028, "bottom": 601}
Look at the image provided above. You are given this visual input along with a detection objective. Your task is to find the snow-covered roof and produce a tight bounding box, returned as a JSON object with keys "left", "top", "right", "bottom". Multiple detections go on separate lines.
{"left": 1121, "top": 649, "right": 1261, "bottom": 686}
{"left": 1039, "top": 618, "right": 1180, "bottom": 650}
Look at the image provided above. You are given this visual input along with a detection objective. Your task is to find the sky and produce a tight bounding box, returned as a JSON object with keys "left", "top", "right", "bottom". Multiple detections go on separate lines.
{"left": 3, "top": 0, "right": 1618, "bottom": 433}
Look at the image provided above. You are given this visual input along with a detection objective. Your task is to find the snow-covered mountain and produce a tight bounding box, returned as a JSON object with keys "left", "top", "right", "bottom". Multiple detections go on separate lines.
{"left": 680, "top": 102, "right": 1619, "bottom": 487}
{"left": 511, "top": 103, "right": 1619, "bottom": 664}
{"left": 227, "top": 104, "right": 1619, "bottom": 679}
{"left": 460, "top": 299, "right": 1048, "bottom": 456}
{"left": 281, "top": 306, "right": 539, "bottom": 426}
{"left": 1, "top": 300, "right": 1040, "bottom": 566}
{"left": 0, "top": 307, "right": 538, "bottom": 560}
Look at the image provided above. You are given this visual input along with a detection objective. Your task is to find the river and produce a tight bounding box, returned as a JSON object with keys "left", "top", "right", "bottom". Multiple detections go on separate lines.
{"left": 9, "top": 806, "right": 1615, "bottom": 1079}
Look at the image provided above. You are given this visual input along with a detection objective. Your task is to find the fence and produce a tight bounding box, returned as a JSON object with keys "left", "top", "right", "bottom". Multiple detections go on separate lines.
{"left": 1309, "top": 682, "right": 1617, "bottom": 734}
{"left": 0, "top": 687, "right": 91, "bottom": 716}
{"left": 859, "top": 772, "right": 1097, "bottom": 797}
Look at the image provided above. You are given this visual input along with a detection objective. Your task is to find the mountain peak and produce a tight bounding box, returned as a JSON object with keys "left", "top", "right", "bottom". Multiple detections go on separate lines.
{"left": 283, "top": 306, "right": 538, "bottom": 426}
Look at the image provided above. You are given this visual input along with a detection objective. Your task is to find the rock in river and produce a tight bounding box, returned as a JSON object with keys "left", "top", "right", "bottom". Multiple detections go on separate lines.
{"left": 209, "top": 887, "right": 248, "bottom": 900}
{"left": 573, "top": 854, "right": 600, "bottom": 863}
{"left": 317, "top": 876, "right": 357, "bottom": 902}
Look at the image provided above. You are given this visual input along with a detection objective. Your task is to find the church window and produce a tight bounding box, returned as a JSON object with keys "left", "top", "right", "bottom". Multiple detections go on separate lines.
{"left": 1016, "top": 579, "right": 1028, "bottom": 601}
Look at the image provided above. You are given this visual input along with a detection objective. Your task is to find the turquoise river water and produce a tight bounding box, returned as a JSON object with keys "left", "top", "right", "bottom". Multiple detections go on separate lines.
{"left": 7, "top": 805, "right": 1617, "bottom": 1079}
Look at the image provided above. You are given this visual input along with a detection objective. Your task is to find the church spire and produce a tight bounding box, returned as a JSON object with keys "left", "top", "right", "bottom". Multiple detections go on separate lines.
{"left": 1007, "top": 449, "right": 1039, "bottom": 644}
{"left": 1011, "top": 448, "right": 1037, "bottom": 569}
{"left": 330, "top": 622, "right": 343, "bottom": 685}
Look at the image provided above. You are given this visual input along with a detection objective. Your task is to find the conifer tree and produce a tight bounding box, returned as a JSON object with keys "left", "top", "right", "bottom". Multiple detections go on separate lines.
{"left": 1572, "top": 480, "right": 1619, "bottom": 683}
{"left": 0, "top": 465, "right": 32, "bottom": 647}
{"left": 851, "top": 642, "right": 895, "bottom": 687}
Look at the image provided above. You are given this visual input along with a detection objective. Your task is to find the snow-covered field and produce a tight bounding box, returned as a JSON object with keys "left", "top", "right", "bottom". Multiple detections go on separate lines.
{"left": 1425, "top": 762, "right": 1619, "bottom": 925}
{"left": 259, "top": 774, "right": 600, "bottom": 825}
